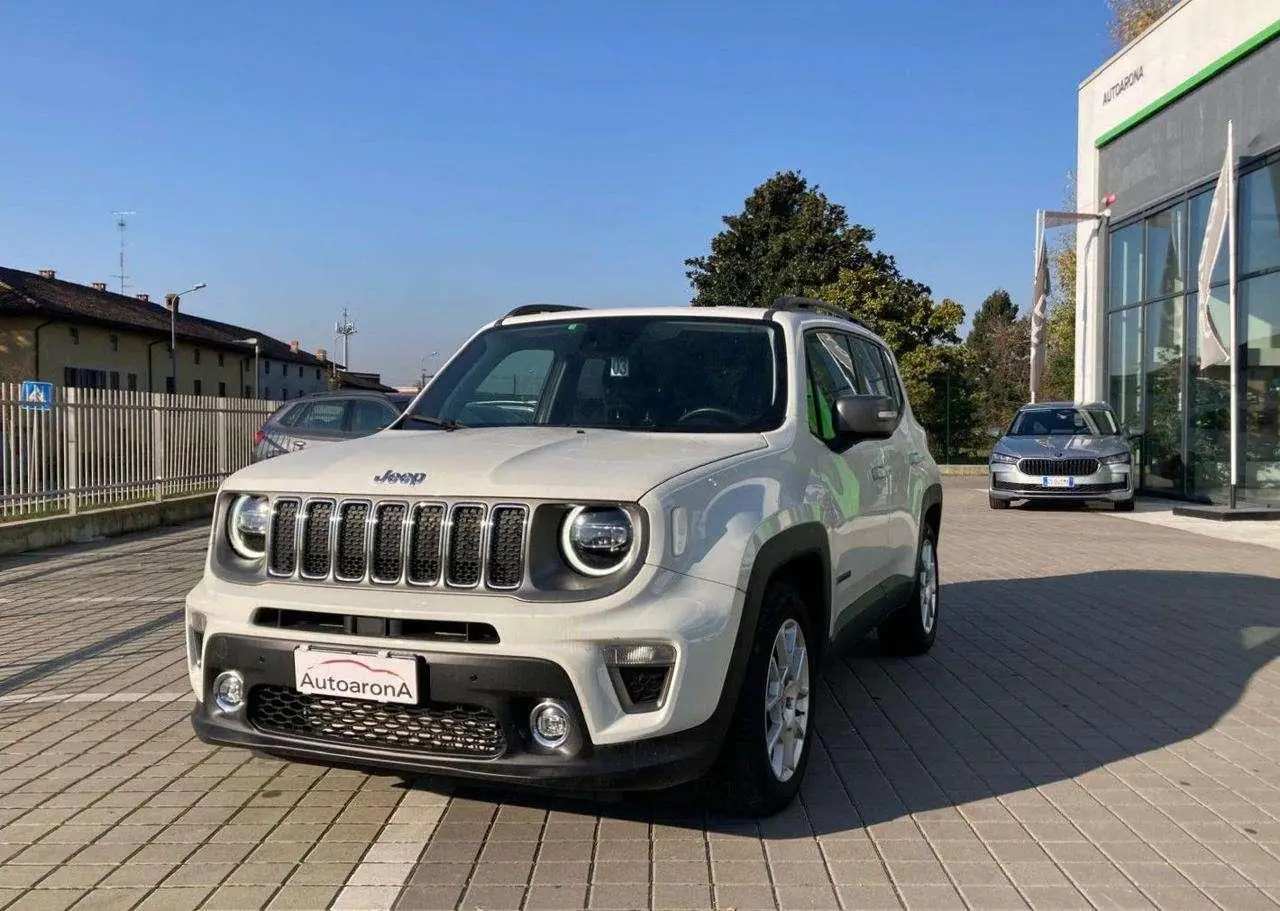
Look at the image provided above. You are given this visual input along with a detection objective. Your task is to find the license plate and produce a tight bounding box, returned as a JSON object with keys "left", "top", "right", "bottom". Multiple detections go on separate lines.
{"left": 1042, "top": 476, "right": 1075, "bottom": 488}
{"left": 294, "top": 647, "right": 418, "bottom": 704}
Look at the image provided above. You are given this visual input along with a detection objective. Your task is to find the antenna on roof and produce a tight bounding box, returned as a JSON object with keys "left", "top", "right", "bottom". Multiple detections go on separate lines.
{"left": 112, "top": 210, "right": 135, "bottom": 295}
{"left": 335, "top": 306, "right": 357, "bottom": 369}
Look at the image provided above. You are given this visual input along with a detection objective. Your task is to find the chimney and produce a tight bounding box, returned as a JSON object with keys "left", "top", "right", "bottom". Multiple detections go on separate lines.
{"left": 90, "top": 282, "right": 107, "bottom": 292}
{"left": 38, "top": 269, "right": 55, "bottom": 279}
{"left": 136, "top": 293, "right": 150, "bottom": 302}
{"left": 316, "top": 348, "right": 327, "bottom": 362}
{"left": 290, "top": 339, "right": 300, "bottom": 354}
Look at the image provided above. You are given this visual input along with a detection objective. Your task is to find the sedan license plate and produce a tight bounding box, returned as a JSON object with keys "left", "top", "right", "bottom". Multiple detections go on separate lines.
{"left": 294, "top": 648, "right": 418, "bottom": 705}
{"left": 1042, "top": 476, "right": 1075, "bottom": 489}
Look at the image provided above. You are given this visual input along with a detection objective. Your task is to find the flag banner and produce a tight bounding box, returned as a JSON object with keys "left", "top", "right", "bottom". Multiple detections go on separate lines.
{"left": 1197, "top": 133, "right": 1233, "bottom": 369}
{"left": 1029, "top": 212, "right": 1050, "bottom": 402}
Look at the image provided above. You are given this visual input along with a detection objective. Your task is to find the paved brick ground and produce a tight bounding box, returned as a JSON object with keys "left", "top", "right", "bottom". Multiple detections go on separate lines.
{"left": 3, "top": 479, "right": 1280, "bottom": 910}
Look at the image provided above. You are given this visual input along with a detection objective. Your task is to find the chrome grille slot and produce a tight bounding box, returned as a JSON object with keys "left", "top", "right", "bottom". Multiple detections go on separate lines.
{"left": 300, "top": 500, "right": 334, "bottom": 579}
{"left": 1018, "top": 458, "right": 1099, "bottom": 477}
{"left": 335, "top": 501, "right": 371, "bottom": 581}
{"left": 371, "top": 503, "right": 407, "bottom": 583}
{"left": 486, "top": 505, "right": 528, "bottom": 589}
{"left": 408, "top": 504, "right": 445, "bottom": 585}
{"left": 447, "top": 505, "right": 486, "bottom": 588}
{"left": 264, "top": 496, "right": 527, "bottom": 589}
{"left": 268, "top": 498, "right": 299, "bottom": 576}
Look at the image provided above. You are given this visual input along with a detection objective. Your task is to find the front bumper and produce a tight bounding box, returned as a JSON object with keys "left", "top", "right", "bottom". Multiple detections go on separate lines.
{"left": 988, "top": 462, "right": 1133, "bottom": 502}
{"left": 184, "top": 564, "right": 747, "bottom": 791}
{"left": 191, "top": 633, "right": 725, "bottom": 790}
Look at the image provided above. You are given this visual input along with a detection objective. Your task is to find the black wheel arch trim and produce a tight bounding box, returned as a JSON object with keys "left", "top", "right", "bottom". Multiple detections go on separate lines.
{"left": 704, "top": 522, "right": 830, "bottom": 742}
{"left": 922, "top": 481, "right": 944, "bottom": 539}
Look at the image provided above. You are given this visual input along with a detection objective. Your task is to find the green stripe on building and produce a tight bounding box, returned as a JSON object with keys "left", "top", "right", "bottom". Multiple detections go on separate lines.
{"left": 1096, "top": 18, "right": 1280, "bottom": 149}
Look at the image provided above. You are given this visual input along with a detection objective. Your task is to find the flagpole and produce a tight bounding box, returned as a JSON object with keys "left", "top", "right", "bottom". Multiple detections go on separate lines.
{"left": 1227, "top": 119, "right": 1239, "bottom": 510}
{"left": 1031, "top": 209, "right": 1043, "bottom": 403}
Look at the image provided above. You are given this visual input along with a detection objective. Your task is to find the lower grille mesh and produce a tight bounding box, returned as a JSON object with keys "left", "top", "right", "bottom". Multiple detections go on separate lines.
{"left": 249, "top": 685, "right": 505, "bottom": 757}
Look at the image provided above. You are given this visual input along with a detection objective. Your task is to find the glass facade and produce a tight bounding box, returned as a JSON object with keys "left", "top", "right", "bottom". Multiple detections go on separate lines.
{"left": 1106, "top": 157, "right": 1280, "bottom": 505}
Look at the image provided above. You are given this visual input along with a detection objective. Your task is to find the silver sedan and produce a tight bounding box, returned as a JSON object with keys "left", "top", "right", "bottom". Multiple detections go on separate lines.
{"left": 987, "top": 402, "right": 1135, "bottom": 511}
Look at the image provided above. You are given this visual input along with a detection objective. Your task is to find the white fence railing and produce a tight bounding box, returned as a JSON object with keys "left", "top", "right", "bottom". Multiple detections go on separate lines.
{"left": 0, "top": 384, "right": 281, "bottom": 519}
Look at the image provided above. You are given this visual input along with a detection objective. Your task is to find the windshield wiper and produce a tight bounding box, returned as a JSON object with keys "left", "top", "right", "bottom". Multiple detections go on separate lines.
{"left": 397, "top": 414, "right": 467, "bottom": 431}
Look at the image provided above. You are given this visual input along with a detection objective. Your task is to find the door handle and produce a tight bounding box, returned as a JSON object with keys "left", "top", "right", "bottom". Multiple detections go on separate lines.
{"left": 871, "top": 466, "right": 889, "bottom": 481}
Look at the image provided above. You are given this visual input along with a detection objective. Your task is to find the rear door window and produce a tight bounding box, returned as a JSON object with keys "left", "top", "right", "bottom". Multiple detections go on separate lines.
{"left": 290, "top": 400, "right": 349, "bottom": 432}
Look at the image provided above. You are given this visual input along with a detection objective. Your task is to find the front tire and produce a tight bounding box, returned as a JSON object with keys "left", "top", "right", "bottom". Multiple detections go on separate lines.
{"left": 705, "top": 580, "right": 814, "bottom": 817}
{"left": 878, "top": 522, "right": 940, "bottom": 656}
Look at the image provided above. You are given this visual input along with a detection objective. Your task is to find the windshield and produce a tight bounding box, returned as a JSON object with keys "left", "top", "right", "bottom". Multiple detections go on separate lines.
{"left": 400, "top": 316, "right": 785, "bottom": 433}
{"left": 1007, "top": 406, "right": 1119, "bottom": 437}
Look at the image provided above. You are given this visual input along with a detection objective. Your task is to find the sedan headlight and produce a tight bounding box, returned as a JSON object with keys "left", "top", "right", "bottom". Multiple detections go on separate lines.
{"left": 561, "top": 505, "right": 634, "bottom": 577}
{"left": 1099, "top": 452, "right": 1132, "bottom": 465}
{"left": 227, "top": 494, "right": 270, "bottom": 560}
{"left": 990, "top": 451, "right": 1018, "bottom": 465}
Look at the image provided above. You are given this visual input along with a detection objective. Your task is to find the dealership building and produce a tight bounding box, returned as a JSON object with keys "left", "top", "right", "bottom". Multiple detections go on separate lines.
{"left": 1074, "top": 0, "right": 1280, "bottom": 506}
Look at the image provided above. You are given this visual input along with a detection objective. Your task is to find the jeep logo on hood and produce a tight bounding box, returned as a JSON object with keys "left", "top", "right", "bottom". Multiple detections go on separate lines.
{"left": 373, "top": 469, "right": 427, "bottom": 486}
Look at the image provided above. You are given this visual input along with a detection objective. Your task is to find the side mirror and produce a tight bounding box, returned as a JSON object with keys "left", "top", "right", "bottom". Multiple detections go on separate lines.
{"left": 834, "top": 394, "right": 898, "bottom": 441}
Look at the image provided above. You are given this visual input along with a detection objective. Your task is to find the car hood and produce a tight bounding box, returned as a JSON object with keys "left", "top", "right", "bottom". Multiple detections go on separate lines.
{"left": 995, "top": 435, "right": 1129, "bottom": 458}
{"left": 225, "top": 426, "right": 770, "bottom": 501}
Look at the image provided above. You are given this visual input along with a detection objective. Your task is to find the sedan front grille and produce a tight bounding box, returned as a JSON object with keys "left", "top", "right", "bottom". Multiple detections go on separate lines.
{"left": 267, "top": 497, "right": 528, "bottom": 590}
{"left": 1018, "top": 458, "right": 1099, "bottom": 477}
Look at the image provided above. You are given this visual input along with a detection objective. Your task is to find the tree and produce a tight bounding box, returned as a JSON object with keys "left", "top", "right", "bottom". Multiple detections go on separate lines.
{"left": 685, "top": 171, "right": 885, "bottom": 309}
{"left": 966, "top": 288, "right": 1030, "bottom": 433}
{"left": 1107, "top": 0, "right": 1178, "bottom": 49}
{"left": 1041, "top": 171, "right": 1080, "bottom": 402}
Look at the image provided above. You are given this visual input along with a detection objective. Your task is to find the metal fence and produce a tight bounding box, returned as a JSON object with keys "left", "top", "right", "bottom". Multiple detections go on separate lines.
{"left": 0, "top": 384, "right": 281, "bottom": 520}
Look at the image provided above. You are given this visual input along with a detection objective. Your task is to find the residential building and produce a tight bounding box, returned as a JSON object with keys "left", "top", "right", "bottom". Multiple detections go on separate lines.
{"left": 0, "top": 265, "right": 336, "bottom": 398}
{"left": 1075, "top": 0, "right": 1280, "bottom": 506}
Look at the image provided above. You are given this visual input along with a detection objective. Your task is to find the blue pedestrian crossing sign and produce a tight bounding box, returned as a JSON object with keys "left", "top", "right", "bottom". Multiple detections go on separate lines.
{"left": 19, "top": 380, "right": 54, "bottom": 412}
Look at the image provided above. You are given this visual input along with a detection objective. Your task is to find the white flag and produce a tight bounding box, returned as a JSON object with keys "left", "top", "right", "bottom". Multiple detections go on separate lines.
{"left": 1029, "top": 212, "right": 1050, "bottom": 402}
{"left": 1197, "top": 126, "right": 1233, "bottom": 369}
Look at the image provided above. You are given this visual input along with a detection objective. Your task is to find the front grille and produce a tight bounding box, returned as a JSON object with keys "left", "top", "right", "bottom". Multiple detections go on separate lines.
{"left": 253, "top": 608, "right": 500, "bottom": 644}
{"left": 249, "top": 685, "right": 506, "bottom": 758}
{"left": 1018, "top": 458, "right": 1099, "bottom": 477}
{"left": 267, "top": 497, "right": 529, "bottom": 589}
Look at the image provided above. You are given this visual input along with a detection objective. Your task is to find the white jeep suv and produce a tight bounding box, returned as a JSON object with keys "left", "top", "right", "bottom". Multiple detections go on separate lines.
{"left": 185, "top": 298, "right": 944, "bottom": 816}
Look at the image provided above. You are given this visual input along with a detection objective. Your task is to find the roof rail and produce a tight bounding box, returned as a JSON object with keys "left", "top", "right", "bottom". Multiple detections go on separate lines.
{"left": 765, "top": 296, "right": 872, "bottom": 332}
{"left": 505, "top": 303, "right": 586, "bottom": 318}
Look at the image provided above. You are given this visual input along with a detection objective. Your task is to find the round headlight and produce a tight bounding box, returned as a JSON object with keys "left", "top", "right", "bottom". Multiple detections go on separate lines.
{"left": 560, "top": 505, "right": 634, "bottom": 577}
{"left": 227, "top": 494, "right": 270, "bottom": 560}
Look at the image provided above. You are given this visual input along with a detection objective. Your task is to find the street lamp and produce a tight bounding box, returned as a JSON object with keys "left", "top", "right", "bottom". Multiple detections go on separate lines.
{"left": 419, "top": 350, "right": 440, "bottom": 389}
{"left": 236, "top": 337, "right": 260, "bottom": 398}
{"left": 166, "top": 282, "right": 207, "bottom": 393}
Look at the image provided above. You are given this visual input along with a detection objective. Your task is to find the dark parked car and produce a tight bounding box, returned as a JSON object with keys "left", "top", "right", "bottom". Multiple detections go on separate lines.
{"left": 250, "top": 390, "right": 414, "bottom": 463}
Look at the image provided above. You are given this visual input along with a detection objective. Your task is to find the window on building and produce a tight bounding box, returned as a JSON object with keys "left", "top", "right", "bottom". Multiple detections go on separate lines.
{"left": 127, "top": 373, "right": 138, "bottom": 391}
{"left": 298, "top": 365, "right": 303, "bottom": 378}
{"left": 69, "top": 327, "right": 80, "bottom": 345}
{"left": 282, "top": 388, "right": 289, "bottom": 399}
{"left": 194, "top": 348, "right": 201, "bottom": 365}
{"left": 63, "top": 367, "right": 108, "bottom": 389}
{"left": 1108, "top": 222, "right": 1144, "bottom": 310}
{"left": 194, "top": 379, "right": 202, "bottom": 396}
{"left": 1106, "top": 307, "right": 1142, "bottom": 439}
{"left": 109, "top": 371, "right": 120, "bottom": 391}
{"left": 1242, "top": 271, "right": 1280, "bottom": 506}
{"left": 109, "top": 334, "right": 119, "bottom": 352}
{"left": 1142, "top": 297, "right": 1184, "bottom": 493}
{"left": 1241, "top": 161, "right": 1280, "bottom": 277}
{"left": 1189, "top": 190, "right": 1230, "bottom": 290}
{"left": 316, "top": 368, "right": 321, "bottom": 380}
{"left": 1145, "top": 205, "right": 1186, "bottom": 299}
{"left": 64, "top": 366, "right": 75, "bottom": 387}
{"left": 217, "top": 352, "right": 225, "bottom": 367}
{"left": 264, "top": 361, "right": 271, "bottom": 374}
{"left": 244, "top": 385, "right": 252, "bottom": 398}
{"left": 264, "top": 386, "right": 271, "bottom": 399}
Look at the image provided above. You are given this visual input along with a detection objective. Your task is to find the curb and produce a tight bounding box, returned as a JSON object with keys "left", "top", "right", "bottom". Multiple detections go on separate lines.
{"left": 0, "top": 494, "right": 215, "bottom": 558}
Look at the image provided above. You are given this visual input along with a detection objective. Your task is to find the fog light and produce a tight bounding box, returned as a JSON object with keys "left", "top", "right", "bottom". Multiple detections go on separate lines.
{"left": 213, "top": 670, "right": 245, "bottom": 713}
{"left": 530, "top": 699, "right": 571, "bottom": 749}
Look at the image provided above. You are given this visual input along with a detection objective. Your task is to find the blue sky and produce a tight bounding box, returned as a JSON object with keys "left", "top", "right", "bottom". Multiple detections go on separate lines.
{"left": 2, "top": 0, "right": 1114, "bottom": 386}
